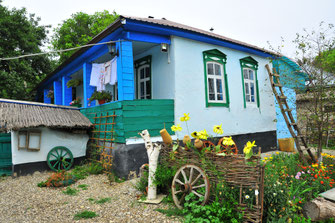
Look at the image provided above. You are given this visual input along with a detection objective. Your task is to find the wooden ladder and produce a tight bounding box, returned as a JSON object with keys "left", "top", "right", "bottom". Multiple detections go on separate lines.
{"left": 265, "top": 64, "right": 316, "bottom": 164}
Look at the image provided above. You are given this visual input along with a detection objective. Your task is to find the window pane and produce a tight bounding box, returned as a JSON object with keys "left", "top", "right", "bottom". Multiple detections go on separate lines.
{"left": 246, "top": 95, "right": 250, "bottom": 102}
{"left": 140, "top": 69, "right": 144, "bottom": 79}
{"left": 251, "top": 95, "right": 255, "bottom": 102}
{"left": 140, "top": 82, "right": 144, "bottom": 97}
{"left": 207, "top": 63, "right": 214, "bottom": 75}
{"left": 217, "top": 94, "right": 223, "bottom": 101}
{"left": 215, "top": 64, "right": 221, "bottom": 76}
{"left": 249, "top": 70, "right": 254, "bottom": 80}
{"left": 250, "top": 83, "right": 254, "bottom": 95}
{"left": 208, "top": 78, "right": 214, "bottom": 93}
{"left": 146, "top": 67, "right": 150, "bottom": 78}
{"left": 146, "top": 80, "right": 151, "bottom": 97}
{"left": 216, "top": 79, "right": 223, "bottom": 94}
{"left": 245, "top": 83, "right": 249, "bottom": 94}
{"left": 243, "top": 69, "right": 248, "bottom": 79}
{"left": 209, "top": 93, "right": 215, "bottom": 100}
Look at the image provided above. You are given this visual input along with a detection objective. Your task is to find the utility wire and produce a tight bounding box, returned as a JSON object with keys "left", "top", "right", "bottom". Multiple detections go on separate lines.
{"left": 0, "top": 40, "right": 121, "bottom": 61}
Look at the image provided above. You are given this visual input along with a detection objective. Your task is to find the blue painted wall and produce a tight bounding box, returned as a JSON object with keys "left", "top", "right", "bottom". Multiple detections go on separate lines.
{"left": 83, "top": 63, "right": 96, "bottom": 108}
{"left": 53, "top": 81, "right": 62, "bottom": 105}
{"left": 43, "top": 89, "right": 51, "bottom": 104}
{"left": 62, "top": 76, "right": 72, "bottom": 106}
{"left": 272, "top": 57, "right": 305, "bottom": 140}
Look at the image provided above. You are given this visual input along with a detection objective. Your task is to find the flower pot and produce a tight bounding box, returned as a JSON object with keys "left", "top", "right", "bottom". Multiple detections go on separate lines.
{"left": 98, "top": 99, "right": 106, "bottom": 105}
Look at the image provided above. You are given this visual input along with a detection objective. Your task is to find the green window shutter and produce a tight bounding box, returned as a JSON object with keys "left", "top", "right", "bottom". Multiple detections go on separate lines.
{"left": 203, "top": 49, "right": 229, "bottom": 108}
{"left": 240, "top": 56, "right": 260, "bottom": 108}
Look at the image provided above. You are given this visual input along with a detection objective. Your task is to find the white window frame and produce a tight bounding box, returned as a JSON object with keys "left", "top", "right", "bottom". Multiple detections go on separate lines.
{"left": 137, "top": 64, "right": 151, "bottom": 99}
{"left": 206, "top": 61, "right": 226, "bottom": 103}
{"left": 243, "top": 68, "right": 257, "bottom": 105}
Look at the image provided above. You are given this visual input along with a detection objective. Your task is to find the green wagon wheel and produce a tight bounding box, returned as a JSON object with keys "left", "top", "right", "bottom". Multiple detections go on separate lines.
{"left": 47, "top": 146, "right": 74, "bottom": 171}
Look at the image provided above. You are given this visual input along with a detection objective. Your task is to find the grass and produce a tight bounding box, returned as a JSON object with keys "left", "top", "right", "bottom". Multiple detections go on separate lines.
{"left": 78, "top": 184, "right": 89, "bottom": 190}
{"left": 62, "top": 187, "right": 79, "bottom": 196}
{"left": 74, "top": 210, "right": 98, "bottom": 220}
{"left": 87, "top": 197, "right": 111, "bottom": 204}
{"left": 155, "top": 207, "right": 184, "bottom": 217}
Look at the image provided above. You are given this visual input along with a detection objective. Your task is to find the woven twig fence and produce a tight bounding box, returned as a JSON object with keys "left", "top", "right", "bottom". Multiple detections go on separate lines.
{"left": 159, "top": 146, "right": 265, "bottom": 223}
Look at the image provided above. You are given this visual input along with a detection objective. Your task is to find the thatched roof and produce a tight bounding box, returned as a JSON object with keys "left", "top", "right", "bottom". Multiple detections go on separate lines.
{"left": 0, "top": 98, "right": 93, "bottom": 131}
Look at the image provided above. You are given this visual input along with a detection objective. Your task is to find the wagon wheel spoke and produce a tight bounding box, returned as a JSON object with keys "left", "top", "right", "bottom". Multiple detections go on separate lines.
{"left": 192, "top": 184, "right": 206, "bottom": 189}
{"left": 62, "top": 160, "right": 70, "bottom": 167}
{"left": 181, "top": 169, "right": 188, "bottom": 182}
{"left": 173, "top": 190, "right": 182, "bottom": 195}
{"left": 55, "top": 149, "right": 60, "bottom": 157}
{"left": 189, "top": 167, "right": 194, "bottom": 183}
{"left": 50, "top": 153, "right": 58, "bottom": 159}
{"left": 57, "top": 162, "right": 61, "bottom": 170}
{"left": 192, "top": 190, "right": 204, "bottom": 198}
{"left": 59, "top": 149, "right": 64, "bottom": 157}
{"left": 52, "top": 161, "right": 59, "bottom": 168}
{"left": 191, "top": 173, "right": 202, "bottom": 186}
{"left": 175, "top": 179, "right": 184, "bottom": 185}
{"left": 179, "top": 193, "right": 186, "bottom": 204}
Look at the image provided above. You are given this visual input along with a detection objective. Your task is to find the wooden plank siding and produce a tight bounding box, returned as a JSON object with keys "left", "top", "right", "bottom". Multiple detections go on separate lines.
{"left": 80, "top": 99, "right": 174, "bottom": 143}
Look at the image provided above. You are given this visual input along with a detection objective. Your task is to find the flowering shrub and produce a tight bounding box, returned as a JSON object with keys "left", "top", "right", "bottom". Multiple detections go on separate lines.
{"left": 262, "top": 152, "right": 335, "bottom": 222}
{"left": 38, "top": 171, "right": 76, "bottom": 187}
{"left": 69, "top": 97, "right": 81, "bottom": 105}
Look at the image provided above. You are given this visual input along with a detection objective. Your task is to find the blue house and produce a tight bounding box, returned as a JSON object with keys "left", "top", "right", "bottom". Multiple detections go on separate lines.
{"left": 34, "top": 16, "right": 306, "bottom": 176}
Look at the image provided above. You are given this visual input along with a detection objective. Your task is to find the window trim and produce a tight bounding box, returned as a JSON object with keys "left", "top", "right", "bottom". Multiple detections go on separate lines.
{"left": 240, "top": 56, "right": 260, "bottom": 108}
{"left": 134, "top": 55, "right": 152, "bottom": 99}
{"left": 203, "top": 49, "right": 229, "bottom": 107}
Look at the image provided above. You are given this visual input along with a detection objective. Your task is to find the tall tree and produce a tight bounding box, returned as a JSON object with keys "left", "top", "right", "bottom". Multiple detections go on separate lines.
{"left": 51, "top": 10, "right": 119, "bottom": 64}
{"left": 293, "top": 23, "right": 335, "bottom": 162}
{"left": 0, "top": 2, "right": 53, "bottom": 100}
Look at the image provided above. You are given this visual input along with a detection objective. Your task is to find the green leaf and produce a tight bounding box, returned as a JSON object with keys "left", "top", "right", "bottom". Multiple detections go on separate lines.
{"left": 172, "top": 144, "right": 179, "bottom": 152}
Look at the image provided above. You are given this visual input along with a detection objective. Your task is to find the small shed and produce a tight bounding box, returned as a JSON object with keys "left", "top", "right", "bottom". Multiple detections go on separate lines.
{"left": 0, "top": 98, "right": 93, "bottom": 176}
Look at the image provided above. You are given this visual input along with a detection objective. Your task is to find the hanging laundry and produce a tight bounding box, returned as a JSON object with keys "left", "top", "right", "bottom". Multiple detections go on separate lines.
{"left": 97, "top": 64, "right": 106, "bottom": 92}
{"left": 90, "top": 63, "right": 102, "bottom": 86}
{"left": 104, "top": 61, "right": 112, "bottom": 84}
{"left": 110, "top": 56, "right": 117, "bottom": 85}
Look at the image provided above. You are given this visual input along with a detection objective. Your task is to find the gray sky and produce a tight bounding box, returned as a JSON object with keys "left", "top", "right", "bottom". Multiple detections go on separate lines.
{"left": 3, "top": 0, "right": 335, "bottom": 58}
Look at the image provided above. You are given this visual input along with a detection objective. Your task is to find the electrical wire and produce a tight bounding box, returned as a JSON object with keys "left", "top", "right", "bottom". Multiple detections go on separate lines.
{"left": 0, "top": 40, "right": 121, "bottom": 61}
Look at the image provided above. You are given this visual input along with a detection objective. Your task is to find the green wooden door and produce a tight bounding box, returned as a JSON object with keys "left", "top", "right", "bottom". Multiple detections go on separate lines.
{"left": 0, "top": 133, "right": 12, "bottom": 176}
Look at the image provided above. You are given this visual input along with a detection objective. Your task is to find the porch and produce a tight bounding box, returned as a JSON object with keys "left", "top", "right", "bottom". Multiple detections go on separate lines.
{"left": 80, "top": 99, "right": 174, "bottom": 143}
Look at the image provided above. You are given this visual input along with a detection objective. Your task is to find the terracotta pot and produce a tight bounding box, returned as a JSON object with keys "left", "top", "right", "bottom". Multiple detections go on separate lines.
{"left": 160, "top": 129, "right": 172, "bottom": 145}
{"left": 98, "top": 99, "right": 106, "bottom": 105}
{"left": 194, "top": 139, "right": 204, "bottom": 151}
{"left": 183, "top": 135, "right": 191, "bottom": 144}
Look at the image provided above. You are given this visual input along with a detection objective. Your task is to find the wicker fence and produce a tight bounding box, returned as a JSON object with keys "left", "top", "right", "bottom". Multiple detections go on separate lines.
{"left": 160, "top": 146, "right": 265, "bottom": 223}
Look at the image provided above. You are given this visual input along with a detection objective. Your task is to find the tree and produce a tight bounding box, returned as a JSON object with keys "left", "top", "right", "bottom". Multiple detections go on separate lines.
{"left": 0, "top": 2, "right": 53, "bottom": 100}
{"left": 51, "top": 10, "right": 119, "bottom": 64}
{"left": 293, "top": 22, "right": 335, "bottom": 162}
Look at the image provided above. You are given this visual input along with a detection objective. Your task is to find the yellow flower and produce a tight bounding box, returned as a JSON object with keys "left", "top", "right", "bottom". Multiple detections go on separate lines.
{"left": 180, "top": 113, "right": 190, "bottom": 122}
{"left": 191, "top": 131, "right": 199, "bottom": 138}
{"left": 213, "top": 124, "right": 224, "bottom": 135}
{"left": 171, "top": 124, "right": 182, "bottom": 132}
{"left": 243, "top": 141, "right": 256, "bottom": 154}
{"left": 222, "top": 137, "right": 235, "bottom": 146}
{"left": 198, "top": 129, "right": 209, "bottom": 140}
{"left": 276, "top": 152, "right": 280, "bottom": 154}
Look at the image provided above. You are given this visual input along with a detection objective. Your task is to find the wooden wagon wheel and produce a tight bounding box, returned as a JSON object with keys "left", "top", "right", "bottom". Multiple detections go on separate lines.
{"left": 47, "top": 146, "right": 74, "bottom": 171}
{"left": 172, "top": 164, "right": 210, "bottom": 209}
{"left": 217, "top": 138, "right": 238, "bottom": 155}
{"left": 202, "top": 140, "right": 215, "bottom": 149}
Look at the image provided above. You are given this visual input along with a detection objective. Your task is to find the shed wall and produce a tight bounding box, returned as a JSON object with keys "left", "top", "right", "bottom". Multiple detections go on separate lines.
{"left": 11, "top": 127, "right": 88, "bottom": 165}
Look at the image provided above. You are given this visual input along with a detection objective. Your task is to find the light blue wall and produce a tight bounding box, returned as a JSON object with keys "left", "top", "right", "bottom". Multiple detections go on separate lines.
{"left": 275, "top": 87, "right": 297, "bottom": 139}
{"left": 133, "top": 45, "right": 175, "bottom": 99}
{"left": 172, "top": 36, "right": 276, "bottom": 138}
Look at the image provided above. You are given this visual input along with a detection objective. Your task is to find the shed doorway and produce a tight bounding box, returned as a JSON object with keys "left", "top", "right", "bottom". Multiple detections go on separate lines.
{"left": 0, "top": 133, "right": 12, "bottom": 176}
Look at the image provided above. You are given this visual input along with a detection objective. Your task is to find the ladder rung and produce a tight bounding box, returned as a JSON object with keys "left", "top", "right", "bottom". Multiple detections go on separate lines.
{"left": 279, "top": 96, "right": 287, "bottom": 100}
{"left": 273, "top": 83, "right": 282, "bottom": 87}
{"left": 272, "top": 73, "right": 280, "bottom": 77}
{"left": 283, "top": 108, "right": 292, "bottom": 112}
{"left": 290, "top": 122, "right": 297, "bottom": 126}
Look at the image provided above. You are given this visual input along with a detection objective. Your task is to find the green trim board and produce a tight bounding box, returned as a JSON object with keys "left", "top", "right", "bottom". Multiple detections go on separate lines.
{"left": 239, "top": 56, "right": 260, "bottom": 108}
{"left": 202, "top": 49, "right": 230, "bottom": 107}
{"left": 134, "top": 55, "right": 152, "bottom": 99}
{"left": 81, "top": 99, "right": 174, "bottom": 143}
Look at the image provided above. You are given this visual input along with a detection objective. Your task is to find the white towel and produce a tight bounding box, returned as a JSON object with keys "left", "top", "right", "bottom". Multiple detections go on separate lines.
{"left": 110, "top": 57, "right": 117, "bottom": 85}
{"left": 90, "top": 63, "right": 102, "bottom": 86}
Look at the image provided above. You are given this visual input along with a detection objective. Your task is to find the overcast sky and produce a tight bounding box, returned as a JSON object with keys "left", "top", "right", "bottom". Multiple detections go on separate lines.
{"left": 3, "top": 0, "right": 335, "bottom": 58}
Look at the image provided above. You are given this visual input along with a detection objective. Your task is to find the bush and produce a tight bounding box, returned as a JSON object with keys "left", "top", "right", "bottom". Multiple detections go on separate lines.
{"left": 37, "top": 171, "right": 76, "bottom": 187}
{"left": 71, "top": 162, "right": 104, "bottom": 180}
{"left": 62, "top": 187, "right": 79, "bottom": 196}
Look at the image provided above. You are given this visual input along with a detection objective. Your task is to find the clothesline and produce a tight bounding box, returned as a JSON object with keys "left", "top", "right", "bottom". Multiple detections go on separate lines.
{"left": 90, "top": 56, "right": 117, "bottom": 91}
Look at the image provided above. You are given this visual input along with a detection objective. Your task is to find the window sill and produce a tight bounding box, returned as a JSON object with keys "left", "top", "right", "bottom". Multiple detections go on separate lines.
{"left": 206, "top": 102, "right": 229, "bottom": 108}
